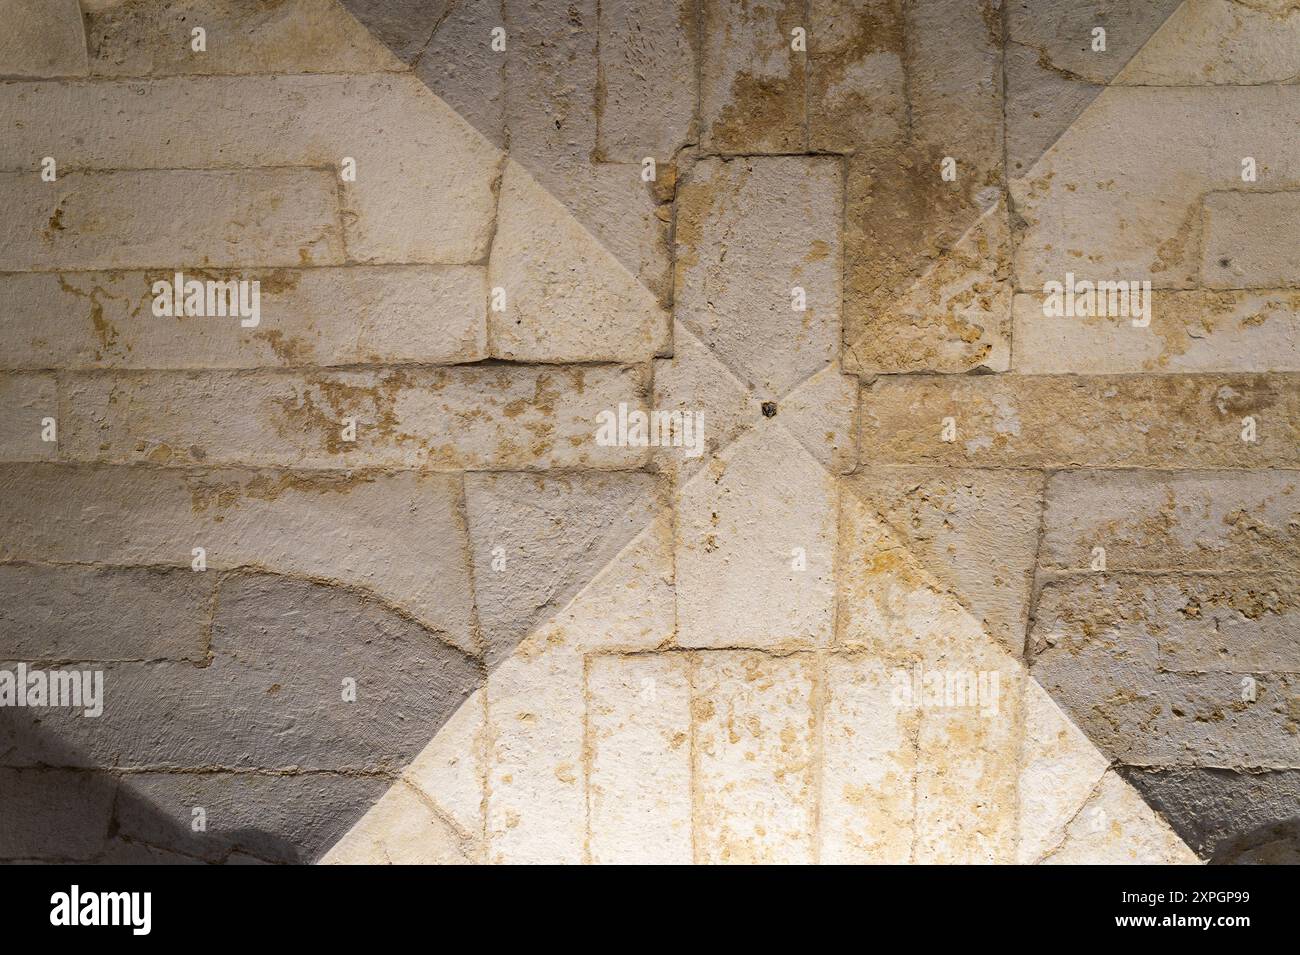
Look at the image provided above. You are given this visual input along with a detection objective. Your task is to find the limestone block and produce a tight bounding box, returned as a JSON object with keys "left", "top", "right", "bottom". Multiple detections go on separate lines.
{"left": 0, "top": 267, "right": 487, "bottom": 370}
{"left": 1040, "top": 470, "right": 1300, "bottom": 573}
{"left": 0, "top": 170, "right": 344, "bottom": 271}
{"left": 83, "top": 0, "right": 403, "bottom": 76}
{"left": 0, "top": 564, "right": 211, "bottom": 663}
{"left": 675, "top": 156, "right": 841, "bottom": 398}
{"left": 676, "top": 426, "right": 836, "bottom": 649}
{"left": 700, "top": 0, "right": 805, "bottom": 153}
{"left": 59, "top": 364, "right": 649, "bottom": 471}
{"left": 402, "top": 690, "right": 487, "bottom": 837}
{"left": 807, "top": 0, "right": 906, "bottom": 153}
{"left": 1202, "top": 191, "right": 1300, "bottom": 290}
{"left": 820, "top": 654, "right": 916, "bottom": 864}
{"left": 586, "top": 653, "right": 692, "bottom": 864}
{"left": 0, "top": 464, "right": 478, "bottom": 654}
{"left": 0, "top": 769, "right": 112, "bottom": 861}
{"left": 859, "top": 373, "right": 1300, "bottom": 469}
{"left": 415, "top": 0, "right": 506, "bottom": 147}
{"left": 694, "top": 651, "right": 817, "bottom": 864}
{"left": 0, "top": 374, "right": 58, "bottom": 462}
{"left": 320, "top": 780, "right": 472, "bottom": 865}
{"left": 1012, "top": 289, "right": 1300, "bottom": 374}
{"left": 1042, "top": 771, "right": 1198, "bottom": 864}
{"left": 0, "top": 0, "right": 88, "bottom": 78}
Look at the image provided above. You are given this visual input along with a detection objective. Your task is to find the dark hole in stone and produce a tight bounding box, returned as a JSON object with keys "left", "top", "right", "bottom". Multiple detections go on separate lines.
{"left": 761, "top": 401, "right": 777, "bottom": 418}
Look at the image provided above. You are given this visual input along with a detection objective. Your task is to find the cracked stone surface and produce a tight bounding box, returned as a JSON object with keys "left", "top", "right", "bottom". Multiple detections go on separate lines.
{"left": 3, "top": 0, "right": 1298, "bottom": 866}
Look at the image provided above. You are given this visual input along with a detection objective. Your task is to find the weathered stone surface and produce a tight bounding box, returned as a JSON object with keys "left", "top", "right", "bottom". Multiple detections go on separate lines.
{"left": 401, "top": 689, "right": 485, "bottom": 836}
{"left": 1018, "top": 680, "right": 1110, "bottom": 864}
{"left": 465, "top": 470, "right": 661, "bottom": 665}
{"left": 321, "top": 779, "right": 472, "bottom": 864}
{"left": 0, "top": 0, "right": 88, "bottom": 78}
{"left": 845, "top": 200, "right": 1012, "bottom": 375}
{"left": 0, "top": 169, "right": 343, "bottom": 271}
{"left": 0, "top": 571, "right": 481, "bottom": 771}
{"left": 1203, "top": 191, "right": 1300, "bottom": 289}
{"left": 337, "top": 0, "right": 449, "bottom": 64}
{"left": 837, "top": 486, "right": 994, "bottom": 666}
{"left": 860, "top": 373, "right": 1300, "bottom": 468}
{"left": 914, "top": 667, "right": 1021, "bottom": 864}
{"left": 1121, "top": 766, "right": 1300, "bottom": 862}
{"left": 694, "top": 651, "right": 817, "bottom": 864}
{"left": 84, "top": 0, "right": 403, "bottom": 75}
{"left": 1003, "top": 40, "right": 1101, "bottom": 178}
{"left": 1040, "top": 470, "right": 1300, "bottom": 573}
{"left": 414, "top": 0, "right": 505, "bottom": 147}
{"left": 0, "top": 564, "right": 210, "bottom": 662}
{"left": 587, "top": 653, "right": 692, "bottom": 864}
{"left": 0, "top": 768, "right": 113, "bottom": 860}
{"left": 488, "top": 161, "right": 668, "bottom": 362}
{"left": 676, "top": 426, "right": 835, "bottom": 649}
{"left": 504, "top": 0, "right": 597, "bottom": 164}
{"left": 59, "top": 364, "right": 648, "bottom": 471}
{"left": 820, "top": 655, "right": 916, "bottom": 864}
{"left": 1007, "top": 0, "right": 1186, "bottom": 85}
{"left": 485, "top": 645, "right": 585, "bottom": 863}
{"left": 0, "top": 74, "right": 501, "bottom": 266}
{"left": 0, "top": 267, "right": 487, "bottom": 370}
{"left": 675, "top": 156, "right": 841, "bottom": 397}
{"left": 1013, "top": 289, "right": 1300, "bottom": 374}
{"left": 0, "top": 464, "right": 478, "bottom": 653}
{"left": 1042, "top": 770, "right": 1199, "bottom": 864}
{"left": 846, "top": 468, "right": 1043, "bottom": 657}
{"left": 1031, "top": 576, "right": 1300, "bottom": 768}
{"left": 776, "top": 364, "right": 858, "bottom": 474}
{"left": 597, "top": 0, "right": 696, "bottom": 162}
{"left": 114, "top": 770, "right": 392, "bottom": 864}
{"left": 700, "top": 0, "right": 805, "bottom": 154}
{"left": 1116, "top": 0, "right": 1300, "bottom": 86}
{"left": 807, "top": 0, "right": 906, "bottom": 153}
{"left": 0, "top": 374, "right": 57, "bottom": 462}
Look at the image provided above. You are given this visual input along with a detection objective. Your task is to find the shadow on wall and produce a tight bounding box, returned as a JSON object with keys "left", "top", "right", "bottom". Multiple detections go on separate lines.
{"left": 0, "top": 568, "right": 483, "bottom": 864}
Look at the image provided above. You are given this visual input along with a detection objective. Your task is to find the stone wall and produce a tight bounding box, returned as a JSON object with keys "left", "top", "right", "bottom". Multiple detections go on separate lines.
{"left": 1, "top": 0, "right": 1296, "bottom": 864}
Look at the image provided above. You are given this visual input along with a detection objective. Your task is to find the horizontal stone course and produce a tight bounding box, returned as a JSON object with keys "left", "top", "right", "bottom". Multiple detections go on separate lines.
{"left": 0, "top": 267, "right": 487, "bottom": 370}
{"left": 53, "top": 364, "right": 647, "bottom": 471}
{"left": 0, "top": 564, "right": 211, "bottom": 662}
{"left": 860, "top": 373, "right": 1300, "bottom": 468}
{"left": 1202, "top": 191, "right": 1300, "bottom": 290}
{"left": 0, "top": 463, "right": 478, "bottom": 653}
{"left": 0, "top": 169, "right": 344, "bottom": 271}
{"left": 0, "top": 374, "right": 58, "bottom": 461}
{"left": 1040, "top": 470, "right": 1300, "bottom": 572}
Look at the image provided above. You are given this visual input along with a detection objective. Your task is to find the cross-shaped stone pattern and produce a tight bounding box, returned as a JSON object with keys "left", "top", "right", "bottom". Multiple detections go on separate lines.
{"left": 0, "top": 0, "right": 1297, "bottom": 865}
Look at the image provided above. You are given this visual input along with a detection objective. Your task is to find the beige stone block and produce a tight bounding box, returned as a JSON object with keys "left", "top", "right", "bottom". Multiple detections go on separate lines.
{"left": 860, "top": 373, "right": 1300, "bottom": 469}
{"left": 1116, "top": 0, "right": 1300, "bottom": 86}
{"left": 59, "top": 364, "right": 648, "bottom": 471}
{"left": 807, "top": 0, "right": 906, "bottom": 153}
{"left": 836, "top": 486, "right": 995, "bottom": 667}
{"left": 0, "top": 267, "right": 487, "bottom": 370}
{"left": 775, "top": 364, "right": 858, "bottom": 474}
{"left": 1012, "top": 289, "right": 1300, "bottom": 374}
{"left": 0, "top": 0, "right": 88, "bottom": 77}
{"left": 587, "top": 653, "right": 692, "bottom": 864}
{"left": 676, "top": 426, "right": 835, "bottom": 649}
{"left": 321, "top": 781, "right": 472, "bottom": 865}
{"left": 846, "top": 468, "right": 1043, "bottom": 657}
{"left": 82, "top": 0, "right": 402, "bottom": 76}
{"left": 845, "top": 200, "right": 1012, "bottom": 375}
{"left": 675, "top": 156, "right": 841, "bottom": 398}
{"left": 402, "top": 690, "right": 487, "bottom": 837}
{"left": 1203, "top": 191, "right": 1300, "bottom": 290}
{"left": 0, "top": 374, "right": 58, "bottom": 462}
{"left": 0, "top": 170, "right": 343, "bottom": 271}
{"left": 694, "top": 651, "right": 817, "bottom": 864}
{"left": 597, "top": 0, "right": 696, "bottom": 162}
{"left": 914, "top": 665, "right": 1022, "bottom": 864}
{"left": 700, "top": 0, "right": 805, "bottom": 153}
{"left": 488, "top": 161, "right": 668, "bottom": 363}
{"left": 820, "top": 654, "right": 916, "bottom": 864}
{"left": 1018, "top": 680, "right": 1109, "bottom": 863}
{"left": 1040, "top": 470, "right": 1300, "bottom": 573}
{"left": 1042, "top": 771, "right": 1199, "bottom": 864}
{"left": 0, "top": 74, "right": 501, "bottom": 265}
{"left": 485, "top": 646, "right": 585, "bottom": 864}
{"left": 0, "top": 463, "right": 478, "bottom": 655}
